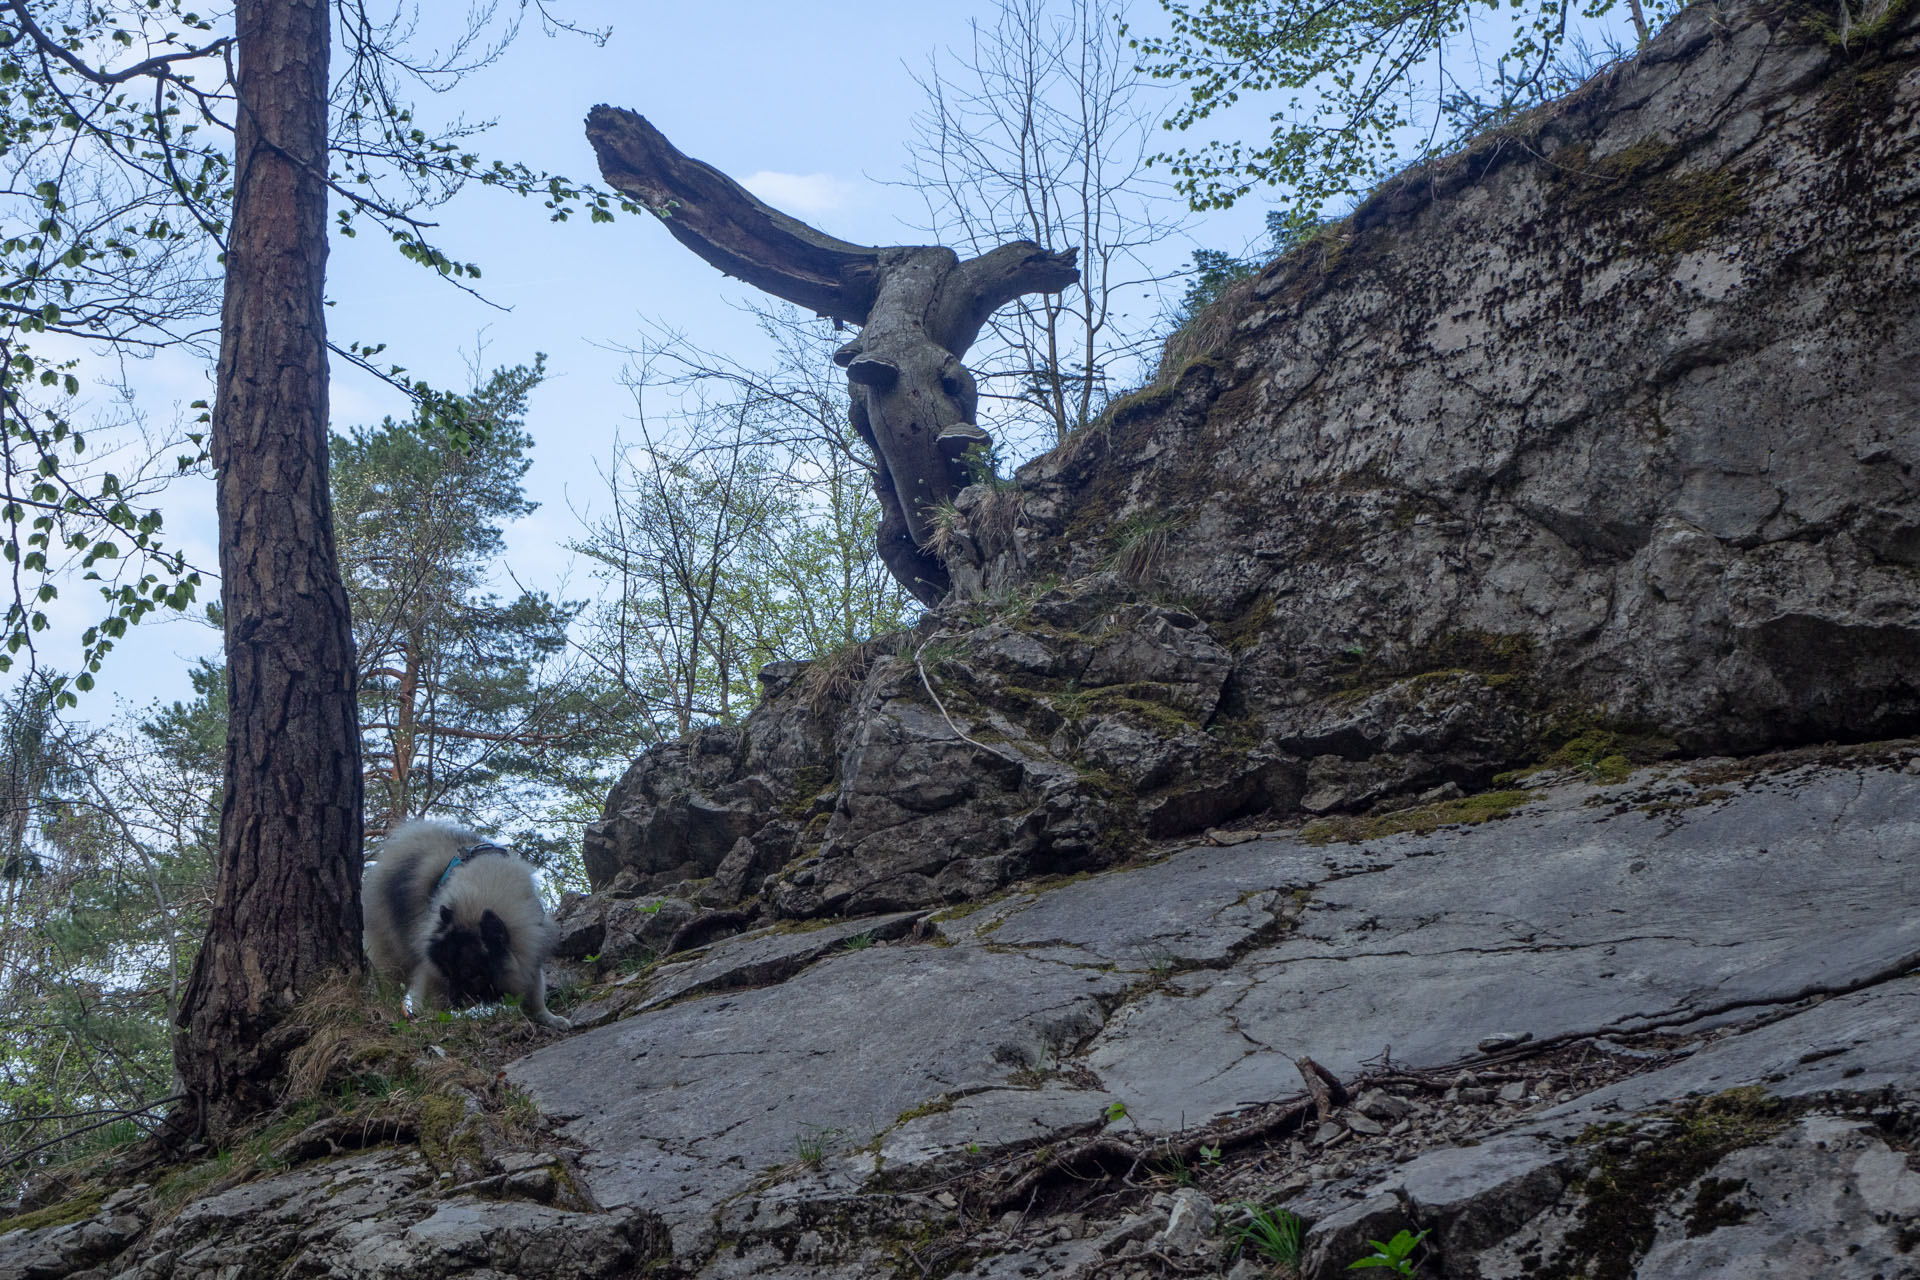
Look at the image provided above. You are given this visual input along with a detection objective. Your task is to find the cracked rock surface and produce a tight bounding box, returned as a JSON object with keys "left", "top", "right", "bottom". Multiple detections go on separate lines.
{"left": 502, "top": 750, "right": 1920, "bottom": 1278}
{"left": 7, "top": 763, "right": 1916, "bottom": 1280}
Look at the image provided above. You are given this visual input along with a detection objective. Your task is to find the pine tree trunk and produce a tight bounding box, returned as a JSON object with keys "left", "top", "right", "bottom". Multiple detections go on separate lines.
{"left": 173, "top": 0, "right": 363, "bottom": 1139}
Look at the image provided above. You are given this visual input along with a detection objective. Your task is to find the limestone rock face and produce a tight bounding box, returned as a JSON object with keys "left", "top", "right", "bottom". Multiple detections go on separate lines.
{"left": 995, "top": 1, "right": 1920, "bottom": 757}
{"left": 513, "top": 750, "right": 1920, "bottom": 1279}
{"left": 584, "top": 1, "right": 1920, "bottom": 911}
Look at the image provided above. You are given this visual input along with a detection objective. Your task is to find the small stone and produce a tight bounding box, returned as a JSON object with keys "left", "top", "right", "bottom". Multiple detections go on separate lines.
{"left": 1160, "top": 1187, "right": 1216, "bottom": 1253}
{"left": 1356, "top": 1089, "right": 1415, "bottom": 1121}
{"left": 935, "top": 1191, "right": 960, "bottom": 1209}
{"left": 1098, "top": 1211, "right": 1168, "bottom": 1256}
{"left": 1312, "top": 1120, "right": 1349, "bottom": 1146}
{"left": 1348, "top": 1113, "right": 1386, "bottom": 1136}
{"left": 1205, "top": 828, "right": 1259, "bottom": 845}
{"left": 997, "top": 1209, "right": 1022, "bottom": 1230}
{"left": 1478, "top": 1031, "right": 1532, "bottom": 1052}
{"left": 1498, "top": 1080, "right": 1529, "bottom": 1104}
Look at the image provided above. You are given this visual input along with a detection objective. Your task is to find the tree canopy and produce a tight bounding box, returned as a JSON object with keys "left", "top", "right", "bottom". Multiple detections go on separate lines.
{"left": 1130, "top": 0, "right": 1673, "bottom": 210}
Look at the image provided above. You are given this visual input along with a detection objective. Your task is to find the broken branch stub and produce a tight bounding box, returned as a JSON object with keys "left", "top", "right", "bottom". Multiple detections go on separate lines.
{"left": 585, "top": 106, "right": 1080, "bottom": 604}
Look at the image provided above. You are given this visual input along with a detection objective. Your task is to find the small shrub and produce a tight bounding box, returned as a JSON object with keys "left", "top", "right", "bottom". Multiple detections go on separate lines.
{"left": 1348, "top": 1227, "right": 1428, "bottom": 1274}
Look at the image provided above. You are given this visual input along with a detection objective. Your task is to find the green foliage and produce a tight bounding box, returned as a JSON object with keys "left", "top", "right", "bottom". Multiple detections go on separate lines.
{"left": 1348, "top": 1227, "right": 1429, "bottom": 1273}
{"left": 0, "top": 669, "right": 222, "bottom": 1170}
{"left": 333, "top": 359, "right": 634, "bottom": 858}
{"left": 960, "top": 440, "right": 1019, "bottom": 493}
{"left": 1169, "top": 210, "right": 1323, "bottom": 329}
{"left": 1230, "top": 1202, "right": 1307, "bottom": 1266}
{"left": 0, "top": 2, "right": 634, "bottom": 699}
{"left": 1130, "top": 0, "right": 1672, "bottom": 211}
{"left": 573, "top": 312, "right": 919, "bottom": 740}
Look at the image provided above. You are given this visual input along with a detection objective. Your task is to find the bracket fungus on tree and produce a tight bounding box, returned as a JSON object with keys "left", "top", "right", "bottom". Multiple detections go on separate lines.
{"left": 585, "top": 106, "right": 1080, "bottom": 604}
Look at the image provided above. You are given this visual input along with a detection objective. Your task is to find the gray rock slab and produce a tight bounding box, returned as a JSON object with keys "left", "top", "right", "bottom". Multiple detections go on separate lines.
{"left": 94, "top": 1147, "right": 665, "bottom": 1280}
{"left": 0, "top": 1206, "right": 145, "bottom": 1280}
{"left": 1477, "top": 1114, "right": 1920, "bottom": 1280}
{"left": 955, "top": 1238, "right": 1106, "bottom": 1278}
{"left": 977, "top": 840, "right": 1328, "bottom": 968}
{"left": 1088, "top": 764, "right": 1920, "bottom": 1129}
{"left": 636, "top": 911, "right": 924, "bottom": 1010}
{"left": 866, "top": 1083, "right": 1116, "bottom": 1186}
{"left": 1524, "top": 976, "right": 1920, "bottom": 1136}
{"left": 1634, "top": 1115, "right": 1920, "bottom": 1280}
{"left": 301, "top": 1197, "right": 663, "bottom": 1280}
{"left": 510, "top": 943, "right": 1128, "bottom": 1254}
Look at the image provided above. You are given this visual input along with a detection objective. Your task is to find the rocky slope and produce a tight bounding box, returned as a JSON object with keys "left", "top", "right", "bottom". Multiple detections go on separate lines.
{"left": 4, "top": 4, "right": 1918, "bottom": 1278}
{"left": 11, "top": 746, "right": 1918, "bottom": 1277}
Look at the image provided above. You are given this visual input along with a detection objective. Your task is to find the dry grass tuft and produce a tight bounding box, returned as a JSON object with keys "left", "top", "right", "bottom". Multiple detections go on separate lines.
{"left": 796, "top": 632, "right": 906, "bottom": 718}
{"left": 1157, "top": 272, "right": 1263, "bottom": 379}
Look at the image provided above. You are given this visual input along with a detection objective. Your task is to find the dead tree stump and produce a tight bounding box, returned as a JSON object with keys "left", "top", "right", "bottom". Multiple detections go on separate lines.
{"left": 586, "top": 107, "right": 1079, "bottom": 603}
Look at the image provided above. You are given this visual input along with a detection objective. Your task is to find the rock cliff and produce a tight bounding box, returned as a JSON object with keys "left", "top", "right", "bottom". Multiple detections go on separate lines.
{"left": 585, "top": 0, "right": 1920, "bottom": 919}
{"left": 5, "top": 4, "right": 1918, "bottom": 1279}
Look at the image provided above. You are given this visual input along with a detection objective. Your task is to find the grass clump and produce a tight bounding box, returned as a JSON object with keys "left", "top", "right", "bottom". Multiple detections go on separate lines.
{"left": 1302, "top": 789, "right": 1531, "bottom": 844}
{"left": 1105, "top": 511, "right": 1184, "bottom": 583}
{"left": 0, "top": 1189, "right": 105, "bottom": 1235}
{"left": 1229, "top": 1201, "right": 1307, "bottom": 1268}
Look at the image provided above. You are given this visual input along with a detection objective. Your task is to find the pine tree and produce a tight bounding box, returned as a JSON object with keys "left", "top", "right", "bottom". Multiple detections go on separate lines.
{"left": 335, "top": 361, "right": 639, "bottom": 861}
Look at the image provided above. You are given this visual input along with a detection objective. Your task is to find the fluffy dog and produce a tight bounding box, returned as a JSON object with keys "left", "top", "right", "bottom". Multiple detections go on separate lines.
{"left": 363, "top": 820, "right": 571, "bottom": 1030}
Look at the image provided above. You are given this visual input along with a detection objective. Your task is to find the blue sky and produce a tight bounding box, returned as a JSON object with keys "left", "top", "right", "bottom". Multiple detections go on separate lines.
{"left": 58, "top": 0, "right": 1281, "bottom": 711}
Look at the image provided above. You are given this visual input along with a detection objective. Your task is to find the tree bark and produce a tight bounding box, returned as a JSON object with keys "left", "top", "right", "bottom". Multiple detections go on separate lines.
{"left": 173, "top": 0, "right": 363, "bottom": 1139}
{"left": 585, "top": 107, "right": 1079, "bottom": 604}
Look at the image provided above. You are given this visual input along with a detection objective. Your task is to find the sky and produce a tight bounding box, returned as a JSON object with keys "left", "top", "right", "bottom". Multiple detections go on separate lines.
{"left": 46, "top": 0, "right": 1284, "bottom": 714}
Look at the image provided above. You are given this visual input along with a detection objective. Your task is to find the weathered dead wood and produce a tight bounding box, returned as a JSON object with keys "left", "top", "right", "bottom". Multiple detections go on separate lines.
{"left": 585, "top": 107, "right": 1079, "bottom": 603}
{"left": 1297, "top": 1055, "right": 1350, "bottom": 1118}
{"left": 977, "top": 1096, "right": 1314, "bottom": 1212}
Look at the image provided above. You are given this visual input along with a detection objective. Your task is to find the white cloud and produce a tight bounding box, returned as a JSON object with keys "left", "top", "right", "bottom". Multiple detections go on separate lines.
{"left": 740, "top": 170, "right": 859, "bottom": 216}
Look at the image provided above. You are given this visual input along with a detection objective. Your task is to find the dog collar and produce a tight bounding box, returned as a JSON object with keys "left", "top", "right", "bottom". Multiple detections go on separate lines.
{"left": 435, "top": 840, "right": 512, "bottom": 892}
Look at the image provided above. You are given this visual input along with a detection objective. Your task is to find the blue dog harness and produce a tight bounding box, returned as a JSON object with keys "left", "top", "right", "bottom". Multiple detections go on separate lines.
{"left": 436, "top": 840, "right": 513, "bottom": 892}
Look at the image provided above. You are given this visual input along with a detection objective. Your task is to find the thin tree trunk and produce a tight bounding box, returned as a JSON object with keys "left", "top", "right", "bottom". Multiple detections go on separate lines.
{"left": 393, "top": 631, "right": 423, "bottom": 818}
{"left": 173, "top": 0, "right": 363, "bottom": 1140}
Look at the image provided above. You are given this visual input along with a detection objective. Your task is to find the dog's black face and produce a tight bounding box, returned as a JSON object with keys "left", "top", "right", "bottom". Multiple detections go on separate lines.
{"left": 425, "top": 906, "right": 514, "bottom": 1006}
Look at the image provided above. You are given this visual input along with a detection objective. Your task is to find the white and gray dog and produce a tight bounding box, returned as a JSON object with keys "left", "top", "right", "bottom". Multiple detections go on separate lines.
{"left": 362, "top": 820, "right": 571, "bottom": 1030}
